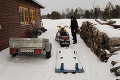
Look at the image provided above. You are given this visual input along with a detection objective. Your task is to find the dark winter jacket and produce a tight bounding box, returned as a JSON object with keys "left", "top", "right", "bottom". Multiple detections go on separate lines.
{"left": 70, "top": 19, "right": 78, "bottom": 32}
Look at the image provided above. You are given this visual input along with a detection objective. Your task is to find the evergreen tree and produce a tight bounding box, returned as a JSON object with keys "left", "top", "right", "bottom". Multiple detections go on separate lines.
{"left": 50, "top": 11, "right": 61, "bottom": 19}
{"left": 69, "top": 9, "right": 74, "bottom": 17}
{"left": 77, "top": 7, "right": 83, "bottom": 18}
{"left": 111, "top": 9, "right": 117, "bottom": 18}
{"left": 115, "top": 5, "right": 120, "bottom": 18}
{"left": 74, "top": 8, "right": 78, "bottom": 18}
{"left": 116, "top": 5, "right": 120, "bottom": 18}
{"left": 102, "top": 2, "right": 114, "bottom": 19}
{"left": 47, "top": 13, "right": 50, "bottom": 19}
{"left": 84, "top": 10, "right": 91, "bottom": 18}
{"left": 102, "top": 8, "right": 111, "bottom": 19}
{"left": 94, "top": 6, "right": 101, "bottom": 19}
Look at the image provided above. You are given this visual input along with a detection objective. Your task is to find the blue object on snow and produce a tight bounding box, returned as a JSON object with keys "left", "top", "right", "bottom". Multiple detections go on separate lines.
{"left": 60, "top": 63, "right": 64, "bottom": 70}
{"left": 55, "top": 63, "right": 84, "bottom": 73}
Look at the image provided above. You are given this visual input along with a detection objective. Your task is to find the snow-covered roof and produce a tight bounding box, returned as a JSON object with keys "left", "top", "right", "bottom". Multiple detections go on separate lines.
{"left": 27, "top": 0, "right": 45, "bottom": 8}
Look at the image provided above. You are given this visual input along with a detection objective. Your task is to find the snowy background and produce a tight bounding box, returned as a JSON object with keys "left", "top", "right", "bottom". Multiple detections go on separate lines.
{"left": 0, "top": 19, "right": 120, "bottom": 80}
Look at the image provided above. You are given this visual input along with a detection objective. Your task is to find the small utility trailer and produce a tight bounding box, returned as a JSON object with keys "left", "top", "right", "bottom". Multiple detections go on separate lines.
{"left": 9, "top": 38, "right": 52, "bottom": 58}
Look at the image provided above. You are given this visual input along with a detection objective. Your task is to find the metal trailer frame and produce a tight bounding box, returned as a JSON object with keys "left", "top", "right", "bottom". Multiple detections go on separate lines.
{"left": 9, "top": 38, "right": 52, "bottom": 58}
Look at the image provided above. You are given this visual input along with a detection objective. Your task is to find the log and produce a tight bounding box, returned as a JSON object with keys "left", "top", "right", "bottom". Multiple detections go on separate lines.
{"left": 107, "top": 20, "right": 116, "bottom": 25}
{"left": 108, "top": 46, "right": 120, "bottom": 53}
{"left": 116, "top": 78, "right": 120, "bottom": 80}
{"left": 92, "top": 27, "right": 98, "bottom": 38}
{"left": 110, "top": 66, "right": 120, "bottom": 73}
{"left": 107, "top": 38, "right": 120, "bottom": 46}
{"left": 111, "top": 61, "right": 119, "bottom": 66}
{"left": 95, "top": 19, "right": 116, "bottom": 25}
{"left": 110, "top": 66, "right": 120, "bottom": 76}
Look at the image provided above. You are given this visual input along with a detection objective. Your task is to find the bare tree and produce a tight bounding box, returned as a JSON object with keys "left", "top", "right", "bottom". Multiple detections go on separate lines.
{"left": 78, "top": 7, "right": 83, "bottom": 18}
{"left": 65, "top": 8, "right": 70, "bottom": 18}
{"left": 70, "top": 9, "right": 74, "bottom": 17}
{"left": 103, "top": 2, "right": 114, "bottom": 19}
{"left": 90, "top": 0, "right": 96, "bottom": 18}
{"left": 94, "top": 5, "right": 101, "bottom": 19}
{"left": 61, "top": 10, "right": 66, "bottom": 19}
{"left": 106, "top": 2, "right": 114, "bottom": 12}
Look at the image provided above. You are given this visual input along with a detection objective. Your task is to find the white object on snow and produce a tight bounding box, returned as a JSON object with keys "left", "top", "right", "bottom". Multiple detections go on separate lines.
{"left": 55, "top": 49, "right": 83, "bottom": 70}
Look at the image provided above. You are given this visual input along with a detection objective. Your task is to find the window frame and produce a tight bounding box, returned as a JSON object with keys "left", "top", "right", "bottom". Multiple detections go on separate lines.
{"left": 29, "top": 9, "right": 36, "bottom": 24}
{"left": 19, "top": 6, "right": 36, "bottom": 25}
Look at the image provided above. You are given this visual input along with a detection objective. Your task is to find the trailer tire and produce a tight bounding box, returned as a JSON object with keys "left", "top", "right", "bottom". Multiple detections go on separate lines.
{"left": 60, "top": 42, "right": 63, "bottom": 47}
{"left": 67, "top": 45, "right": 69, "bottom": 47}
{"left": 55, "top": 37, "right": 57, "bottom": 41}
{"left": 45, "top": 42, "right": 52, "bottom": 52}
{"left": 10, "top": 53, "right": 17, "bottom": 57}
{"left": 45, "top": 42, "right": 52, "bottom": 58}
{"left": 46, "top": 51, "right": 51, "bottom": 58}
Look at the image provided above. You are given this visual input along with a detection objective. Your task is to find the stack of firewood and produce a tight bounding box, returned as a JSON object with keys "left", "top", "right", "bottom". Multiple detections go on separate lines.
{"left": 80, "top": 21, "right": 120, "bottom": 62}
{"left": 110, "top": 61, "right": 120, "bottom": 76}
{"left": 107, "top": 38, "right": 120, "bottom": 53}
{"left": 108, "top": 53, "right": 120, "bottom": 78}
{"left": 95, "top": 19, "right": 116, "bottom": 25}
{"left": 95, "top": 19, "right": 120, "bottom": 29}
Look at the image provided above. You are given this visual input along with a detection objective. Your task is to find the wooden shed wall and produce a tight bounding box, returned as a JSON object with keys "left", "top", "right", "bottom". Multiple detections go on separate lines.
{"left": 0, "top": 0, "right": 41, "bottom": 51}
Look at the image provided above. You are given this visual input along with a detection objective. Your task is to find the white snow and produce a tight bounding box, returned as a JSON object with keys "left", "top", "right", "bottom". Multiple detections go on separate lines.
{"left": 96, "top": 19, "right": 116, "bottom": 24}
{"left": 94, "top": 25, "right": 120, "bottom": 38}
{"left": 0, "top": 19, "right": 120, "bottom": 80}
{"left": 108, "top": 51, "right": 120, "bottom": 64}
{"left": 111, "top": 19, "right": 120, "bottom": 25}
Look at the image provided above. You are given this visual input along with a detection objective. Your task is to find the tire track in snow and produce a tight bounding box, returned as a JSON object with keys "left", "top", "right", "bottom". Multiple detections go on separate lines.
{"left": 22, "top": 50, "right": 57, "bottom": 80}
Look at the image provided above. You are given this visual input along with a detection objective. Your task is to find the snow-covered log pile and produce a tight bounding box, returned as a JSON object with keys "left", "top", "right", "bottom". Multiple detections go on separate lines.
{"left": 94, "top": 25, "right": 120, "bottom": 53}
{"left": 80, "top": 21, "right": 120, "bottom": 62}
{"left": 108, "top": 51, "right": 120, "bottom": 76}
{"left": 95, "top": 19, "right": 120, "bottom": 29}
{"left": 95, "top": 19, "right": 116, "bottom": 25}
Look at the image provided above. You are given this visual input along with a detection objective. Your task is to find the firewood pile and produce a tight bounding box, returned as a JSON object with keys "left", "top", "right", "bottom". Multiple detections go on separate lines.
{"left": 80, "top": 21, "right": 120, "bottom": 62}
{"left": 95, "top": 19, "right": 116, "bottom": 25}
{"left": 108, "top": 52, "right": 120, "bottom": 77}
{"left": 110, "top": 61, "right": 120, "bottom": 76}
{"left": 95, "top": 19, "right": 120, "bottom": 29}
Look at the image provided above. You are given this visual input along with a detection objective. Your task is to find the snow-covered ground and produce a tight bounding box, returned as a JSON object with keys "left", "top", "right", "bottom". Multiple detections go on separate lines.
{"left": 0, "top": 19, "right": 120, "bottom": 80}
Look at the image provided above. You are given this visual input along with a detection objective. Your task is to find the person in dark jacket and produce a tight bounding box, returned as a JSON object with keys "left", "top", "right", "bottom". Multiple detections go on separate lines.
{"left": 70, "top": 16, "right": 78, "bottom": 44}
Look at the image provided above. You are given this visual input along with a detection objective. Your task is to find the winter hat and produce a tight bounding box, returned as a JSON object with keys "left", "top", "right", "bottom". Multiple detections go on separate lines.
{"left": 70, "top": 16, "right": 74, "bottom": 19}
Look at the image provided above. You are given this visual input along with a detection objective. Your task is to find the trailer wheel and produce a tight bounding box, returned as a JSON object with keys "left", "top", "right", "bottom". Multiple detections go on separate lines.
{"left": 67, "top": 45, "right": 69, "bottom": 47}
{"left": 116, "top": 72, "right": 119, "bottom": 76}
{"left": 55, "top": 37, "right": 57, "bottom": 41}
{"left": 10, "top": 53, "right": 17, "bottom": 57}
{"left": 60, "top": 42, "right": 63, "bottom": 47}
{"left": 46, "top": 50, "right": 51, "bottom": 58}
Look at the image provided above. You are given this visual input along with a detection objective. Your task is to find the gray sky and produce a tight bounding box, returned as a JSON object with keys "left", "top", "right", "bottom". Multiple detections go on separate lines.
{"left": 37, "top": 0, "right": 120, "bottom": 15}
